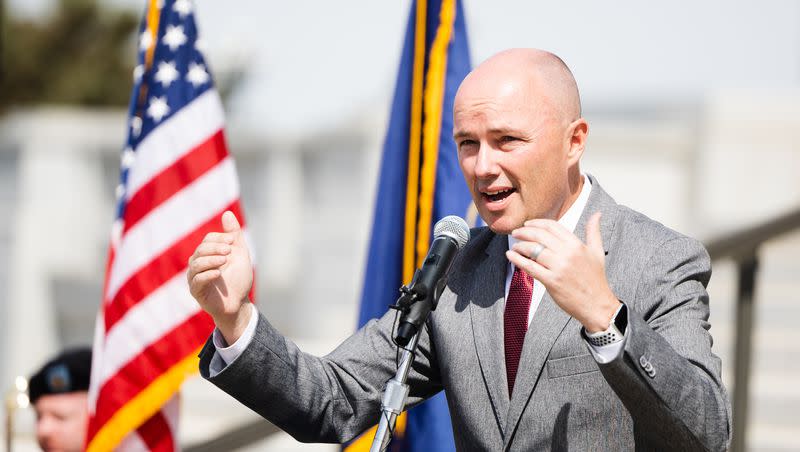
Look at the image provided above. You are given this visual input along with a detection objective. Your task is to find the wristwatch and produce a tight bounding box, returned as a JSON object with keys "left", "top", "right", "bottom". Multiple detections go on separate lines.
{"left": 585, "top": 303, "right": 627, "bottom": 347}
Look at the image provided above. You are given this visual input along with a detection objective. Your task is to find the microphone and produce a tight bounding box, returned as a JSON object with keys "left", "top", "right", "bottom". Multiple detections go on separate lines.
{"left": 394, "top": 215, "right": 470, "bottom": 346}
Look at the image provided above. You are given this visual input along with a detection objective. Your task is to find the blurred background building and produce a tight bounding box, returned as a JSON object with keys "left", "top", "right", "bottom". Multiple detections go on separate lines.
{"left": 2, "top": 0, "right": 799, "bottom": 450}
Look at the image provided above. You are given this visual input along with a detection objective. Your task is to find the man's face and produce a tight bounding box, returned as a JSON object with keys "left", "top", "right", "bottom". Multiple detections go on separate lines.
{"left": 34, "top": 392, "right": 88, "bottom": 452}
{"left": 454, "top": 79, "right": 573, "bottom": 234}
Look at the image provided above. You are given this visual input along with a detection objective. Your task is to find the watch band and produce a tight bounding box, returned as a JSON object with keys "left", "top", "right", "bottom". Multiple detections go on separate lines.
{"left": 585, "top": 303, "right": 627, "bottom": 347}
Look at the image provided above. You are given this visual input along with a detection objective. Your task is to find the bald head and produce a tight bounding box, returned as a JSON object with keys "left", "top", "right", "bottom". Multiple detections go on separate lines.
{"left": 456, "top": 48, "right": 581, "bottom": 124}
{"left": 452, "top": 48, "right": 589, "bottom": 232}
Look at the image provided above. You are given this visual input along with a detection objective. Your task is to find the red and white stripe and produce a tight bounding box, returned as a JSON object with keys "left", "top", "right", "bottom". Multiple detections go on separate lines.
{"left": 87, "top": 89, "right": 252, "bottom": 450}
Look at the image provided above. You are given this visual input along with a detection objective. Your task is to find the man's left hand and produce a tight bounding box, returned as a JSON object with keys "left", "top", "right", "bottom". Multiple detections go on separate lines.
{"left": 505, "top": 212, "right": 621, "bottom": 333}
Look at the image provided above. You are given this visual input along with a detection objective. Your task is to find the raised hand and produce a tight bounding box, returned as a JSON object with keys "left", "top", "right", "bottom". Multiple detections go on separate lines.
{"left": 187, "top": 210, "right": 253, "bottom": 344}
{"left": 505, "top": 212, "right": 621, "bottom": 333}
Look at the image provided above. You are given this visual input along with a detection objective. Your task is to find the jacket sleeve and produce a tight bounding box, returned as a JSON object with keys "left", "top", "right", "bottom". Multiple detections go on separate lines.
{"left": 198, "top": 308, "right": 442, "bottom": 444}
{"left": 596, "top": 236, "right": 731, "bottom": 451}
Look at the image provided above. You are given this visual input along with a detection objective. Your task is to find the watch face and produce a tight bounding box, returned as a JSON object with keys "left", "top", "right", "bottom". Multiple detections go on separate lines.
{"left": 613, "top": 303, "right": 628, "bottom": 334}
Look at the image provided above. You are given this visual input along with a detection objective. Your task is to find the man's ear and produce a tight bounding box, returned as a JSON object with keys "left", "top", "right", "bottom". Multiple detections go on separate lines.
{"left": 566, "top": 118, "right": 588, "bottom": 165}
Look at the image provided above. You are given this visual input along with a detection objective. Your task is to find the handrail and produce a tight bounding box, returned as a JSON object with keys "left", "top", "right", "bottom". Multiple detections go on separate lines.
{"left": 702, "top": 204, "right": 800, "bottom": 452}
{"left": 705, "top": 206, "right": 800, "bottom": 260}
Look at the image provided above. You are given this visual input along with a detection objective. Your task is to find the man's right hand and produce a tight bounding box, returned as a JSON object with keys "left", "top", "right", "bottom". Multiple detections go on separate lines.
{"left": 187, "top": 210, "right": 253, "bottom": 345}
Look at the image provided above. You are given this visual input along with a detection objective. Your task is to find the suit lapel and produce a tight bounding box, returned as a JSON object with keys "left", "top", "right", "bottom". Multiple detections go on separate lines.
{"left": 502, "top": 174, "right": 620, "bottom": 448}
{"left": 468, "top": 233, "right": 510, "bottom": 435}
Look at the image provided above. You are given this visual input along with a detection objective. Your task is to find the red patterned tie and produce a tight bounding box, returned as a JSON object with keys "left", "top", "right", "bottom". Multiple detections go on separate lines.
{"left": 504, "top": 265, "right": 533, "bottom": 396}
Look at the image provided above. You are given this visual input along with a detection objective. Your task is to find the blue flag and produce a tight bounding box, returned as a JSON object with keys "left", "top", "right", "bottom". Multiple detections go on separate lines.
{"left": 348, "top": 0, "right": 472, "bottom": 450}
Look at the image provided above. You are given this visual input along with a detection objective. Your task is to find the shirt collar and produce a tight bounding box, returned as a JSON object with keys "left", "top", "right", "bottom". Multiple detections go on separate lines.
{"left": 507, "top": 174, "right": 593, "bottom": 251}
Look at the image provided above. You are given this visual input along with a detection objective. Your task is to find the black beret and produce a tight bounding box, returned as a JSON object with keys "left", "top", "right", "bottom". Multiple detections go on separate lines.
{"left": 28, "top": 347, "right": 92, "bottom": 404}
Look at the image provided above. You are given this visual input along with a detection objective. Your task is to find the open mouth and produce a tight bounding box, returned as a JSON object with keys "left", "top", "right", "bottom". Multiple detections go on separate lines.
{"left": 482, "top": 188, "right": 516, "bottom": 203}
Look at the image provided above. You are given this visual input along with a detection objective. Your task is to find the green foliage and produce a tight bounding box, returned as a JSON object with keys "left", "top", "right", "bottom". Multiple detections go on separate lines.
{"left": 0, "top": 0, "right": 139, "bottom": 110}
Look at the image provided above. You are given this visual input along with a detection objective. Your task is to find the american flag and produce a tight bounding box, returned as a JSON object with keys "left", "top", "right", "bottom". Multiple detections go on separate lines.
{"left": 86, "top": 0, "right": 252, "bottom": 450}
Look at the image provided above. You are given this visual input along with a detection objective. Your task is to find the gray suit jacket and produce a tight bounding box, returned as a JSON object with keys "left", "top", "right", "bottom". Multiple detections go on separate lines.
{"left": 199, "top": 176, "right": 731, "bottom": 451}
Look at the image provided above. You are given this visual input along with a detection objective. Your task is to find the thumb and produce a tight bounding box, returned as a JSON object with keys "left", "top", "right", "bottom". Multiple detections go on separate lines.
{"left": 221, "top": 211, "right": 243, "bottom": 241}
{"left": 585, "top": 212, "right": 604, "bottom": 257}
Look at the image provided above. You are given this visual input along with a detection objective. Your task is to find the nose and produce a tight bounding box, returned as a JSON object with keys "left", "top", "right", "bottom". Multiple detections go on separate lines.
{"left": 473, "top": 143, "right": 499, "bottom": 179}
{"left": 36, "top": 416, "right": 56, "bottom": 445}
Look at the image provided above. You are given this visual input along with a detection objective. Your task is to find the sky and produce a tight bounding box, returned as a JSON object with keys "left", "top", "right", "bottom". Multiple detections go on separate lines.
{"left": 8, "top": 0, "right": 800, "bottom": 134}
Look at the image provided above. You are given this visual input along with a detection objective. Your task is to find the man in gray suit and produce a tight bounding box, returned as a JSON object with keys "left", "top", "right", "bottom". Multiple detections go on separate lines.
{"left": 188, "top": 48, "right": 730, "bottom": 451}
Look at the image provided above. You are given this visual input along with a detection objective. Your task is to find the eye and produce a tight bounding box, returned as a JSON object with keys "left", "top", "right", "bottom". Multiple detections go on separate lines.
{"left": 500, "top": 136, "right": 518, "bottom": 143}
{"left": 458, "top": 139, "right": 478, "bottom": 150}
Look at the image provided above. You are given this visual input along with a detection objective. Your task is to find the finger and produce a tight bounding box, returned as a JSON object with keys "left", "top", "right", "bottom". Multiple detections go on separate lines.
{"left": 511, "top": 225, "right": 563, "bottom": 252}
{"left": 202, "top": 232, "right": 234, "bottom": 244}
{"left": 189, "top": 255, "right": 227, "bottom": 275}
{"left": 192, "top": 242, "right": 231, "bottom": 259}
{"left": 221, "top": 211, "right": 246, "bottom": 246}
{"left": 506, "top": 249, "right": 552, "bottom": 283}
{"left": 585, "top": 212, "right": 604, "bottom": 257}
{"left": 221, "top": 210, "right": 241, "bottom": 232}
{"left": 523, "top": 219, "right": 574, "bottom": 242}
{"left": 510, "top": 241, "right": 555, "bottom": 269}
{"left": 190, "top": 269, "right": 222, "bottom": 292}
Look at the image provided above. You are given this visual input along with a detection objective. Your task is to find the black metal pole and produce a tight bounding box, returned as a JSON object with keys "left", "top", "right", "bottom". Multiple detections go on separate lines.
{"left": 731, "top": 252, "right": 758, "bottom": 452}
{"left": 0, "top": 0, "right": 5, "bottom": 82}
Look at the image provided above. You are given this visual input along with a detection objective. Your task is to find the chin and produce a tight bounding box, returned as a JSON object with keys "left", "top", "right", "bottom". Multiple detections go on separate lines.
{"left": 484, "top": 216, "right": 519, "bottom": 235}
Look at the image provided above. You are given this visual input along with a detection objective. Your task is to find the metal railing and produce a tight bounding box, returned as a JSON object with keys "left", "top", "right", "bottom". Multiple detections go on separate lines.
{"left": 704, "top": 207, "right": 800, "bottom": 452}
{"left": 185, "top": 206, "right": 800, "bottom": 451}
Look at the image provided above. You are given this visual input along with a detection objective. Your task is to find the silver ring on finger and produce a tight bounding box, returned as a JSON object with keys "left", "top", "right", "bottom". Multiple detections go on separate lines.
{"left": 529, "top": 243, "right": 546, "bottom": 261}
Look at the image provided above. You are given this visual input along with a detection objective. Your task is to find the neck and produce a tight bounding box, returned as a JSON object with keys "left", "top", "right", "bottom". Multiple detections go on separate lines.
{"left": 554, "top": 170, "right": 583, "bottom": 220}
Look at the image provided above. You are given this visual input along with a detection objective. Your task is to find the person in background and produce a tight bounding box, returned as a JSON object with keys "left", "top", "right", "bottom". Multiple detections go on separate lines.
{"left": 28, "top": 347, "right": 92, "bottom": 452}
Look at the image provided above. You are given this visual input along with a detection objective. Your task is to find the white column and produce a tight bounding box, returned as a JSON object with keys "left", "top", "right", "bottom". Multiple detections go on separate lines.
{"left": 4, "top": 109, "right": 118, "bottom": 385}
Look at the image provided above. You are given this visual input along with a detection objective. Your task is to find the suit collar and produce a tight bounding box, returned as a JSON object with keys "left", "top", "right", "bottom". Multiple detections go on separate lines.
{"left": 574, "top": 173, "right": 618, "bottom": 253}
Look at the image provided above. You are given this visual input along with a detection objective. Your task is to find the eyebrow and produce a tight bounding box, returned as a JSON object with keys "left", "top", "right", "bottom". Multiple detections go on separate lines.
{"left": 453, "top": 127, "right": 520, "bottom": 140}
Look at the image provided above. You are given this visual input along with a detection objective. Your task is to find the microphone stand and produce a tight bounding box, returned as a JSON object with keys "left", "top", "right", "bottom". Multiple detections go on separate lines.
{"left": 370, "top": 275, "right": 442, "bottom": 452}
{"left": 369, "top": 227, "right": 464, "bottom": 451}
{"left": 369, "top": 331, "right": 419, "bottom": 452}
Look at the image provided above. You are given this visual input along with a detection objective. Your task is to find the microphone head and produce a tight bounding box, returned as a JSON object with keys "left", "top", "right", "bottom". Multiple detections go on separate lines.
{"left": 434, "top": 215, "right": 470, "bottom": 249}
